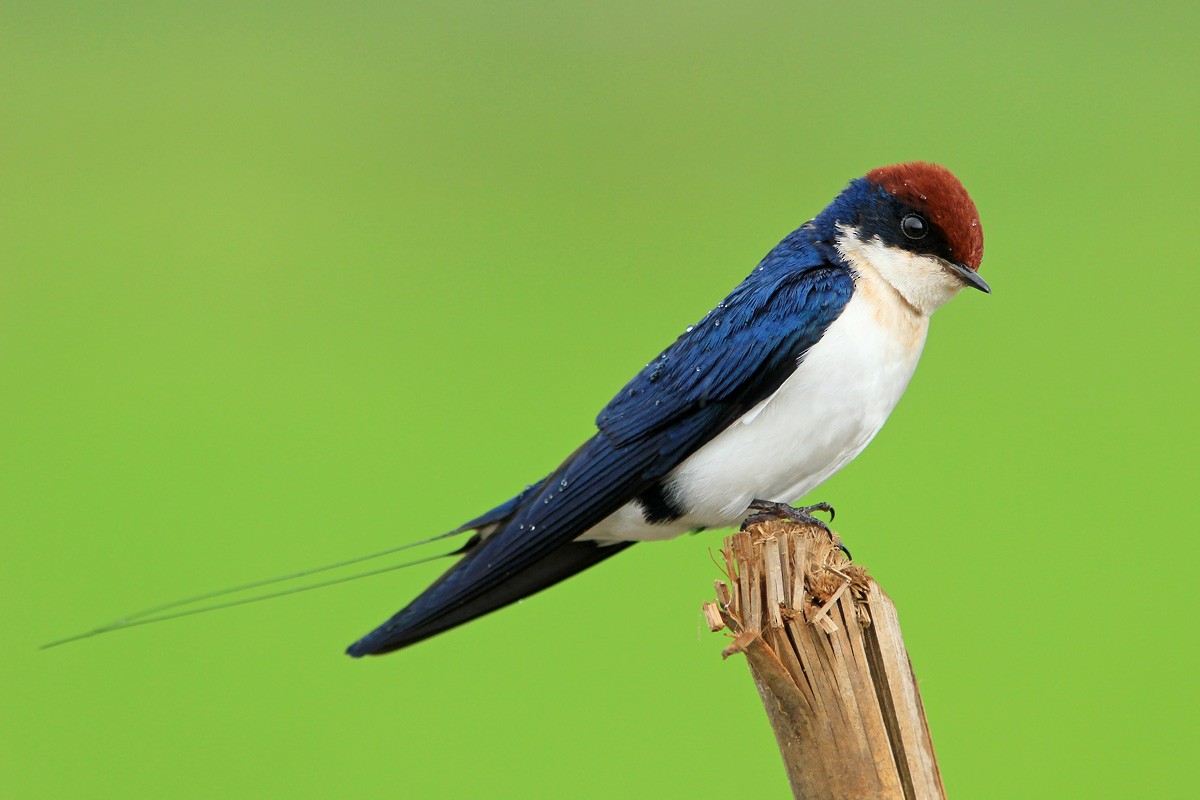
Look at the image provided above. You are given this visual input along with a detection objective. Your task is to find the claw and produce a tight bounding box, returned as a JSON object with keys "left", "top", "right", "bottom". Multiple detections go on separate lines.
{"left": 797, "top": 501, "right": 835, "bottom": 522}
{"left": 742, "top": 499, "right": 835, "bottom": 532}
{"left": 740, "top": 500, "right": 848, "bottom": 559}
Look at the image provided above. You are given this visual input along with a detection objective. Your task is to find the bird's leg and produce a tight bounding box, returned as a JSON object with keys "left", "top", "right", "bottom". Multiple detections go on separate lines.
{"left": 740, "top": 500, "right": 851, "bottom": 559}
{"left": 741, "top": 499, "right": 835, "bottom": 530}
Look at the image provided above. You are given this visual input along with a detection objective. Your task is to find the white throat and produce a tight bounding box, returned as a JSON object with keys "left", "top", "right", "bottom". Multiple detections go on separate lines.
{"left": 834, "top": 226, "right": 963, "bottom": 316}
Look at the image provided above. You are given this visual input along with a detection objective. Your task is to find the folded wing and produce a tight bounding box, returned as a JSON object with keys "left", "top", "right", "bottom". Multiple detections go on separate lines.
{"left": 347, "top": 246, "right": 854, "bottom": 655}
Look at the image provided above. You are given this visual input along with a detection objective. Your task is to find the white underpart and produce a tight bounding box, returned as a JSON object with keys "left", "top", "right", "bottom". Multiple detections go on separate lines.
{"left": 579, "top": 228, "right": 963, "bottom": 544}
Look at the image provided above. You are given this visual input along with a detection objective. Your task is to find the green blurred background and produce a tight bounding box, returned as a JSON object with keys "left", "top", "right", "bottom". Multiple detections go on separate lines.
{"left": 4, "top": 2, "right": 1197, "bottom": 797}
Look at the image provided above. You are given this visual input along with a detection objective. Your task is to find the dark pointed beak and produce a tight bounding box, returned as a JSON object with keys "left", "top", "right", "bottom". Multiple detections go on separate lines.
{"left": 945, "top": 261, "right": 991, "bottom": 294}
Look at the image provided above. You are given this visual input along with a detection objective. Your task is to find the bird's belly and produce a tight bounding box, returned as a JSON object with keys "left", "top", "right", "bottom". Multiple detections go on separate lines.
{"left": 583, "top": 289, "right": 927, "bottom": 543}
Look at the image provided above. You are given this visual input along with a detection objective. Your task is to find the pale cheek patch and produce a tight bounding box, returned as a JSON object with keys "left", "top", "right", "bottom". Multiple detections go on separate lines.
{"left": 835, "top": 228, "right": 964, "bottom": 316}
{"left": 896, "top": 254, "right": 963, "bottom": 315}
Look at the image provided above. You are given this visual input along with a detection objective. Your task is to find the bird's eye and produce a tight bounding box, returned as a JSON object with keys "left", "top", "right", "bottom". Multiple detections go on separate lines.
{"left": 901, "top": 214, "right": 928, "bottom": 240}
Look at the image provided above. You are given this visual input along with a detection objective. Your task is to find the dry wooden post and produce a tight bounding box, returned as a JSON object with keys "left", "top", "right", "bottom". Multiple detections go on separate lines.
{"left": 703, "top": 520, "right": 944, "bottom": 800}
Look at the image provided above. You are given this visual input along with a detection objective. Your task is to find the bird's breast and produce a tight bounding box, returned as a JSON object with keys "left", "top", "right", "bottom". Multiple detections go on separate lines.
{"left": 664, "top": 278, "right": 929, "bottom": 528}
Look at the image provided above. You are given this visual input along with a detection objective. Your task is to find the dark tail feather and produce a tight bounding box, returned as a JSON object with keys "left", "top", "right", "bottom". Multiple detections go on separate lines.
{"left": 345, "top": 540, "right": 632, "bottom": 657}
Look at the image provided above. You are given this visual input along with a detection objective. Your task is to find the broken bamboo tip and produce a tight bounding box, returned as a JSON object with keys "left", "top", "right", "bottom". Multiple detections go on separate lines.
{"left": 707, "top": 520, "right": 945, "bottom": 800}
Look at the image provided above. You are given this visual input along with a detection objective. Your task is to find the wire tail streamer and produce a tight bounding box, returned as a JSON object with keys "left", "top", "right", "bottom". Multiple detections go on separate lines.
{"left": 41, "top": 530, "right": 466, "bottom": 650}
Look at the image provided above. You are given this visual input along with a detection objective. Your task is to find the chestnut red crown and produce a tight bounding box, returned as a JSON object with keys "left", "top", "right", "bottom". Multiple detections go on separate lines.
{"left": 866, "top": 162, "right": 984, "bottom": 270}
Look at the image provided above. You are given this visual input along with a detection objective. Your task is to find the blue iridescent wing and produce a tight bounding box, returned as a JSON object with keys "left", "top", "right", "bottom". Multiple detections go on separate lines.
{"left": 347, "top": 244, "right": 854, "bottom": 654}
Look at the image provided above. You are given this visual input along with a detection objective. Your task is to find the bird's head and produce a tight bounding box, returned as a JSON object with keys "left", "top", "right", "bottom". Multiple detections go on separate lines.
{"left": 819, "top": 162, "right": 988, "bottom": 315}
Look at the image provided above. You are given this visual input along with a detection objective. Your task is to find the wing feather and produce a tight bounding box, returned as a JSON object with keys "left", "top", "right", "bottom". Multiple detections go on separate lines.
{"left": 347, "top": 239, "right": 855, "bottom": 653}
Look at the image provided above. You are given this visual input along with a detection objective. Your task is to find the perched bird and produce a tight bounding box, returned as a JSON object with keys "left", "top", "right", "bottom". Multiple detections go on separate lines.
{"left": 347, "top": 161, "right": 988, "bottom": 657}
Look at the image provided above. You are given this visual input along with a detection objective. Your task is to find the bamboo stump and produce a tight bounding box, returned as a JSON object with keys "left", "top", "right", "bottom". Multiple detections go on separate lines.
{"left": 703, "top": 520, "right": 944, "bottom": 800}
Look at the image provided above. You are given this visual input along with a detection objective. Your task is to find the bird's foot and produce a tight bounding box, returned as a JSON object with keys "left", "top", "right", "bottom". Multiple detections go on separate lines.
{"left": 740, "top": 500, "right": 849, "bottom": 558}
{"left": 741, "top": 499, "right": 835, "bottom": 530}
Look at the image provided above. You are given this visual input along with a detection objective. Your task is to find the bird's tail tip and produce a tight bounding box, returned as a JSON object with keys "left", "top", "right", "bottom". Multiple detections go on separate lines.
{"left": 345, "top": 634, "right": 382, "bottom": 658}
